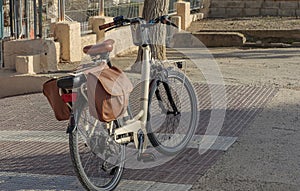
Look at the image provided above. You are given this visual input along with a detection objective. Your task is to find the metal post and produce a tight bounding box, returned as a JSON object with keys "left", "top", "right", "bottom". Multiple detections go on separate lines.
{"left": 62, "top": 0, "right": 65, "bottom": 21}
{"left": 0, "top": 40, "right": 2, "bottom": 68}
{"left": 58, "top": 0, "right": 65, "bottom": 21}
{"left": 9, "top": 0, "right": 14, "bottom": 37}
{"left": 38, "top": 0, "right": 42, "bottom": 38}
{"left": 0, "top": 0, "right": 3, "bottom": 68}
{"left": 58, "top": 0, "right": 60, "bottom": 20}
{"left": 33, "top": 0, "right": 37, "bottom": 38}
{"left": 99, "top": 0, "right": 104, "bottom": 16}
{"left": 0, "top": 0, "right": 3, "bottom": 39}
{"left": 14, "top": 0, "right": 19, "bottom": 38}
{"left": 25, "top": 0, "right": 30, "bottom": 38}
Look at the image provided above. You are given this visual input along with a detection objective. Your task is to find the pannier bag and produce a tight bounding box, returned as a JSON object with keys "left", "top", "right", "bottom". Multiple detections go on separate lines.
{"left": 43, "top": 79, "right": 70, "bottom": 121}
{"left": 87, "top": 66, "right": 133, "bottom": 122}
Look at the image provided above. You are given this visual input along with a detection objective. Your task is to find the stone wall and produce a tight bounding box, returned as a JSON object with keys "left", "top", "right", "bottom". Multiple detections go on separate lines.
{"left": 3, "top": 39, "right": 59, "bottom": 72}
{"left": 81, "top": 34, "right": 97, "bottom": 58}
{"left": 208, "top": 0, "right": 300, "bottom": 18}
{"left": 88, "top": 16, "right": 137, "bottom": 57}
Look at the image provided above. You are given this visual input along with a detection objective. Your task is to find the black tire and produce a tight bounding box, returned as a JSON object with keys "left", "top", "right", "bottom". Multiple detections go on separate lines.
{"left": 69, "top": 102, "right": 125, "bottom": 191}
{"left": 147, "top": 70, "right": 198, "bottom": 155}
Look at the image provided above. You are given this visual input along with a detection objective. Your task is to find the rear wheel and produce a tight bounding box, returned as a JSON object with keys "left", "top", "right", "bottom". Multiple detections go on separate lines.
{"left": 69, "top": 102, "right": 125, "bottom": 191}
{"left": 147, "top": 70, "right": 198, "bottom": 155}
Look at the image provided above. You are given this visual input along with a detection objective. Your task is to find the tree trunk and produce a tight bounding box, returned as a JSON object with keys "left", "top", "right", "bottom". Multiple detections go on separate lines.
{"left": 200, "top": 0, "right": 211, "bottom": 18}
{"left": 130, "top": 0, "right": 169, "bottom": 73}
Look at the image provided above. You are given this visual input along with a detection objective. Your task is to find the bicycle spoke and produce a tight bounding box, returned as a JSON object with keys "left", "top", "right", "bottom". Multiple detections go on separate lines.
{"left": 69, "top": 103, "right": 125, "bottom": 190}
{"left": 147, "top": 70, "right": 197, "bottom": 155}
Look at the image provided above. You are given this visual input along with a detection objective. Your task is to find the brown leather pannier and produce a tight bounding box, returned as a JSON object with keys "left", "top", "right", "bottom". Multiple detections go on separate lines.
{"left": 43, "top": 79, "right": 71, "bottom": 121}
{"left": 87, "top": 66, "right": 133, "bottom": 122}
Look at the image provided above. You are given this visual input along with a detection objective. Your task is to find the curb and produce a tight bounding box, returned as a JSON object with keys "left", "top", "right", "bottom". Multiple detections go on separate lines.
{"left": 193, "top": 32, "right": 246, "bottom": 47}
{"left": 173, "top": 32, "right": 246, "bottom": 47}
{"left": 0, "top": 70, "right": 66, "bottom": 98}
{"left": 193, "top": 29, "right": 300, "bottom": 47}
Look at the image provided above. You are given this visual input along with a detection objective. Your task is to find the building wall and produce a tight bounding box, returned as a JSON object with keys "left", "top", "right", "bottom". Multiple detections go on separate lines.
{"left": 208, "top": 0, "right": 300, "bottom": 18}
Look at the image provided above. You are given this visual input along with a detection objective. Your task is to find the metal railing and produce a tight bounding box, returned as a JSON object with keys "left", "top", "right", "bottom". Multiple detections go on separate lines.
{"left": 2, "top": 0, "right": 203, "bottom": 39}
{"left": 104, "top": 2, "right": 141, "bottom": 18}
{"left": 64, "top": 1, "right": 143, "bottom": 34}
{"left": 65, "top": 2, "right": 141, "bottom": 20}
{"left": 64, "top": 0, "right": 99, "bottom": 34}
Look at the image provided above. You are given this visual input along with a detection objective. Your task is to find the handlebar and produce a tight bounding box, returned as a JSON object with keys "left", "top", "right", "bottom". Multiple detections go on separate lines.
{"left": 98, "top": 15, "right": 178, "bottom": 31}
{"left": 99, "top": 22, "right": 115, "bottom": 30}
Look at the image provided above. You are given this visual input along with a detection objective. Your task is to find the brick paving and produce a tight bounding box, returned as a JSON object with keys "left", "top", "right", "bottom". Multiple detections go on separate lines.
{"left": 0, "top": 83, "right": 278, "bottom": 190}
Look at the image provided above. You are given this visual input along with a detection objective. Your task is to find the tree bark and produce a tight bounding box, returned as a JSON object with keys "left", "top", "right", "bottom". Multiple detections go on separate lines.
{"left": 130, "top": 0, "right": 169, "bottom": 73}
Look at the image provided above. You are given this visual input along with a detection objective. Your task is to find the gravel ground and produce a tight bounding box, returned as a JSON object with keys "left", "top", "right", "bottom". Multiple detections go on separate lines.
{"left": 109, "top": 47, "right": 300, "bottom": 91}
{"left": 188, "top": 17, "right": 300, "bottom": 31}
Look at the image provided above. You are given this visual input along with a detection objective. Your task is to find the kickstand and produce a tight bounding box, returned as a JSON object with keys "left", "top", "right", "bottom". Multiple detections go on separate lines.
{"left": 137, "top": 129, "right": 156, "bottom": 162}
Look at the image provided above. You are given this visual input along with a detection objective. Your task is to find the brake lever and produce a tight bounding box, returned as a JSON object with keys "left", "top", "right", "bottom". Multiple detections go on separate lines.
{"left": 167, "top": 20, "right": 178, "bottom": 28}
{"left": 157, "top": 15, "right": 179, "bottom": 28}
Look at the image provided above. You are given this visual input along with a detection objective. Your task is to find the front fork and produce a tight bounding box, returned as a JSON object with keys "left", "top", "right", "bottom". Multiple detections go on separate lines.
{"left": 155, "top": 80, "right": 180, "bottom": 115}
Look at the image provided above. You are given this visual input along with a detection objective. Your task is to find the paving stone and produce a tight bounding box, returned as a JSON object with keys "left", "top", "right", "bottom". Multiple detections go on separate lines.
{"left": 0, "top": 83, "right": 277, "bottom": 190}
{"left": 0, "top": 171, "right": 192, "bottom": 191}
{"left": 0, "top": 171, "right": 83, "bottom": 191}
{"left": 147, "top": 182, "right": 192, "bottom": 191}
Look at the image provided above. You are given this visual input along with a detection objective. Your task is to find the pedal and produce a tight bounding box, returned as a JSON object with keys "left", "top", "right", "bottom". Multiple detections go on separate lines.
{"left": 101, "top": 161, "right": 110, "bottom": 172}
{"left": 136, "top": 130, "right": 156, "bottom": 162}
{"left": 102, "top": 162, "right": 118, "bottom": 175}
{"left": 137, "top": 129, "right": 144, "bottom": 160}
{"left": 137, "top": 152, "right": 156, "bottom": 162}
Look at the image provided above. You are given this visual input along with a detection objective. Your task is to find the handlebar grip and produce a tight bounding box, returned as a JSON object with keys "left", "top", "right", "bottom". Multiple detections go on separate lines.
{"left": 167, "top": 20, "right": 178, "bottom": 28}
{"left": 99, "top": 22, "right": 115, "bottom": 30}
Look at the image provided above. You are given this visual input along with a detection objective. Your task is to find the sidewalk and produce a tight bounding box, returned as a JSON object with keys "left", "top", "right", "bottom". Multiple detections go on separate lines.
{"left": 192, "top": 88, "right": 300, "bottom": 191}
{"left": 0, "top": 47, "right": 299, "bottom": 190}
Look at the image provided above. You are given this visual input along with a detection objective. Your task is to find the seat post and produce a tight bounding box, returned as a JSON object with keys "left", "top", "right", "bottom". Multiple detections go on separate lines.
{"left": 107, "top": 59, "right": 113, "bottom": 68}
{"left": 100, "top": 52, "right": 113, "bottom": 68}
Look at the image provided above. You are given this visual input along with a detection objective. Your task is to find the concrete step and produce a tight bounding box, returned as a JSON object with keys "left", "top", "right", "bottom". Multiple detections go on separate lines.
{"left": 198, "top": 29, "right": 300, "bottom": 44}
{"left": 173, "top": 32, "right": 246, "bottom": 47}
{"left": 0, "top": 69, "right": 68, "bottom": 98}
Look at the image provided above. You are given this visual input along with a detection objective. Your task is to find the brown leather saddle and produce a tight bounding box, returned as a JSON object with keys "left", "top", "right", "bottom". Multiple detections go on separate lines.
{"left": 83, "top": 39, "right": 115, "bottom": 56}
{"left": 56, "top": 39, "right": 115, "bottom": 90}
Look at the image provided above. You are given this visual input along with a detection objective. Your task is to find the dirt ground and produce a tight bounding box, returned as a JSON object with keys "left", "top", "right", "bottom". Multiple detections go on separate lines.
{"left": 188, "top": 17, "right": 300, "bottom": 31}
{"left": 60, "top": 48, "right": 297, "bottom": 97}
{"left": 59, "top": 17, "right": 300, "bottom": 72}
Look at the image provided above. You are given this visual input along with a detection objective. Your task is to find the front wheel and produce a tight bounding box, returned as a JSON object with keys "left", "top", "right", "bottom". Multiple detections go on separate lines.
{"left": 69, "top": 102, "right": 125, "bottom": 191}
{"left": 147, "top": 70, "right": 198, "bottom": 155}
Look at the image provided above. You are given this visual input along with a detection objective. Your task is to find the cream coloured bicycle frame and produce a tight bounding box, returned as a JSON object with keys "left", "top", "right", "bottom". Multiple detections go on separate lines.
{"left": 113, "top": 45, "right": 151, "bottom": 149}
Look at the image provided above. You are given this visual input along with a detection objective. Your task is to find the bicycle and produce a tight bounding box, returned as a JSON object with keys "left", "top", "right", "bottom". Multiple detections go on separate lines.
{"left": 56, "top": 15, "right": 198, "bottom": 191}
